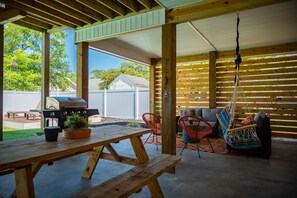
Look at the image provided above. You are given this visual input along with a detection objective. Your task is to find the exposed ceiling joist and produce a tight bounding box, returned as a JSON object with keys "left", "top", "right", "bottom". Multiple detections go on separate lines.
{"left": 167, "top": 0, "right": 292, "bottom": 24}
{"left": 0, "top": 0, "right": 77, "bottom": 28}
{"left": 0, "top": 8, "right": 26, "bottom": 24}
{"left": 97, "top": 0, "right": 126, "bottom": 16}
{"left": 0, "top": 0, "right": 160, "bottom": 32}
{"left": 13, "top": 20, "right": 45, "bottom": 32}
{"left": 76, "top": 0, "right": 114, "bottom": 19}
{"left": 118, "top": 0, "right": 138, "bottom": 12}
{"left": 137, "top": 0, "right": 153, "bottom": 9}
{"left": 21, "top": 16, "right": 52, "bottom": 29}
{"left": 26, "top": 14, "right": 60, "bottom": 26}
{"left": 14, "top": 0, "right": 85, "bottom": 26}
{"left": 35, "top": 0, "right": 94, "bottom": 24}
{"left": 55, "top": 0, "right": 104, "bottom": 22}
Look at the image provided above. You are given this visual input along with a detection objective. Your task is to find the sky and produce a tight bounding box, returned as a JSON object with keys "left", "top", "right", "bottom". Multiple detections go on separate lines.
{"left": 64, "top": 29, "right": 123, "bottom": 75}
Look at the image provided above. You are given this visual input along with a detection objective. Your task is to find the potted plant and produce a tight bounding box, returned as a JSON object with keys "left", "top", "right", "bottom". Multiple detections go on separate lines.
{"left": 44, "top": 126, "right": 60, "bottom": 142}
{"left": 63, "top": 114, "right": 91, "bottom": 139}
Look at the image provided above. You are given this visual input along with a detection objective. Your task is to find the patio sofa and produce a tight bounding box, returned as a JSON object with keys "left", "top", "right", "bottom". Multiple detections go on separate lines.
{"left": 176, "top": 108, "right": 222, "bottom": 138}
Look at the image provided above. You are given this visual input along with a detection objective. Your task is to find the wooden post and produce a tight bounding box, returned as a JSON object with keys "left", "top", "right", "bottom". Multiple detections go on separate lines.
{"left": 0, "top": 25, "right": 3, "bottom": 141}
{"left": 150, "top": 59, "right": 157, "bottom": 113}
{"left": 209, "top": 51, "right": 216, "bottom": 108}
{"left": 161, "top": 23, "right": 176, "bottom": 155}
{"left": 76, "top": 42, "right": 89, "bottom": 104}
{"left": 41, "top": 31, "right": 50, "bottom": 129}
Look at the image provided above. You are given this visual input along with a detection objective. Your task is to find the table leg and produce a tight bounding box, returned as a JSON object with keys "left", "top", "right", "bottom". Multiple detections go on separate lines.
{"left": 14, "top": 165, "right": 35, "bottom": 198}
{"left": 130, "top": 136, "right": 149, "bottom": 164}
{"left": 148, "top": 179, "right": 164, "bottom": 198}
{"left": 82, "top": 145, "right": 104, "bottom": 179}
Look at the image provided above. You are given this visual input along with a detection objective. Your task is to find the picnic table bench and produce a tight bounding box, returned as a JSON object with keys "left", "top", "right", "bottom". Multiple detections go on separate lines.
{"left": 75, "top": 154, "right": 181, "bottom": 198}
{"left": 7, "top": 111, "right": 29, "bottom": 118}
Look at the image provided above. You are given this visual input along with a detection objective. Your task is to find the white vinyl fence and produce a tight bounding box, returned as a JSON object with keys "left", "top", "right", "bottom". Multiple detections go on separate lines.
{"left": 3, "top": 88, "right": 149, "bottom": 120}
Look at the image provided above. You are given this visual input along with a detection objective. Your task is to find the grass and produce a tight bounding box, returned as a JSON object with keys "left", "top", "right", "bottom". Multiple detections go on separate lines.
{"left": 3, "top": 127, "right": 41, "bottom": 140}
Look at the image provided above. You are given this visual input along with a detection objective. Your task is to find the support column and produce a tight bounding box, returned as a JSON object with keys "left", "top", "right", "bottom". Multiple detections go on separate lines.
{"left": 149, "top": 59, "right": 157, "bottom": 113}
{"left": 161, "top": 23, "right": 176, "bottom": 155}
{"left": 0, "top": 25, "right": 3, "bottom": 141}
{"left": 41, "top": 32, "right": 50, "bottom": 129}
{"left": 76, "top": 42, "right": 89, "bottom": 104}
{"left": 209, "top": 51, "right": 217, "bottom": 108}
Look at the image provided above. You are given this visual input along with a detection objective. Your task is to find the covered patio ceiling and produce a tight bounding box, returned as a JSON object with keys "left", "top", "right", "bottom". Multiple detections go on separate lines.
{"left": 0, "top": 0, "right": 160, "bottom": 32}
{"left": 1, "top": 0, "right": 296, "bottom": 64}
{"left": 89, "top": 0, "right": 297, "bottom": 65}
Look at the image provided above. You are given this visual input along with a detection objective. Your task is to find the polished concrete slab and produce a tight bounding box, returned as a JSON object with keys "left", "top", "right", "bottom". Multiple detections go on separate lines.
{"left": 1, "top": 135, "right": 297, "bottom": 198}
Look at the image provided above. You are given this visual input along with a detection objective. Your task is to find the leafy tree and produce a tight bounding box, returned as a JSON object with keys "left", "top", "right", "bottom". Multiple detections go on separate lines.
{"left": 91, "top": 61, "right": 149, "bottom": 89}
{"left": 4, "top": 24, "right": 72, "bottom": 91}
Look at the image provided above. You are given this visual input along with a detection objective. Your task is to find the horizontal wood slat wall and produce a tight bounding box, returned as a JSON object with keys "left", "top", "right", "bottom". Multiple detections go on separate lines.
{"left": 216, "top": 51, "right": 297, "bottom": 138}
{"left": 155, "top": 56, "right": 210, "bottom": 115}
{"left": 154, "top": 43, "right": 297, "bottom": 138}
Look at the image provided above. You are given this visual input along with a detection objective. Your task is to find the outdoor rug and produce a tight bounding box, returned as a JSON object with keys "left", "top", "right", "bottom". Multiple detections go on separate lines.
{"left": 144, "top": 134, "right": 230, "bottom": 155}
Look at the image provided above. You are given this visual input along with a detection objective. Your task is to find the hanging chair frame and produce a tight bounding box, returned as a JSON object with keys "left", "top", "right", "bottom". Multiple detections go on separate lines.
{"left": 222, "top": 12, "right": 261, "bottom": 149}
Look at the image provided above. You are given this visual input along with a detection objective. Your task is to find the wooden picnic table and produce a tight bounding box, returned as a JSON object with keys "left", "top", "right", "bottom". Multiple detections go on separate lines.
{"left": 0, "top": 125, "right": 152, "bottom": 198}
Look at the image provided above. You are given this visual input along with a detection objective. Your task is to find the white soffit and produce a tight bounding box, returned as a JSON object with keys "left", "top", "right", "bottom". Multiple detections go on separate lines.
{"left": 191, "top": 1, "right": 297, "bottom": 51}
{"left": 90, "top": 1, "right": 297, "bottom": 62}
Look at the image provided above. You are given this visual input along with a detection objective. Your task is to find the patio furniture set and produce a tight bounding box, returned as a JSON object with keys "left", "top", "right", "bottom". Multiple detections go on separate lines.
{"left": 143, "top": 107, "right": 271, "bottom": 158}
{"left": 0, "top": 125, "right": 181, "bottom": 197}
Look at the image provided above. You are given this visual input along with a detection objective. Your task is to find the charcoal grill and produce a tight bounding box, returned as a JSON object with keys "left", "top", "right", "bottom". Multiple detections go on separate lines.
{"left": 42, "top": 97, "right": 99, "bottom": 131}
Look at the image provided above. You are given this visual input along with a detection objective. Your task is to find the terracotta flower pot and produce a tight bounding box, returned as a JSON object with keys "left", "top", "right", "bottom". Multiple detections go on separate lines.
{"left": 63, "top": 128, "right": 91, "bottom": 139}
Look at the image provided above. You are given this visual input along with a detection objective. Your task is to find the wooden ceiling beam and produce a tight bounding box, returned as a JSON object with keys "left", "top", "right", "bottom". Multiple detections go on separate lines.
{"left": 118, "top": 0, "right": 138, "bottom": 12}
{"left": 96, "top": 0, "right": 126, "bottom": 16}
{"left": 0, "top": 8, "right": 26, "bottom": 24}
{"left": 76, "top": 0, "right": 113, "bottom": 19}
{"left": 167, "top": 0, "right": 292, "bottom": 24}
{"left": 13, "top": 20, "right": 45, "bottom": 32}
{"left": 55, "top": 0, "right": 103, "bottom": 22}
{"left": 13, "top": 0, "right": 85, "bottom": 26}
{"left": 36, "top": 0, "right": 94, "bottom": 24}
{"left": 0, "top": 0, "right": 76, "bottom": 28}
{"left": 137, "top": 0, "right": 152, "bottom": 9}
{"left": 21, "top": 16, "right": 52, "bottom": 29}
{"left": 47, "top": 25, "right": 69, "bottom": 33}
{"left": 27, "top": 14, "right": 60, "bottom": 26}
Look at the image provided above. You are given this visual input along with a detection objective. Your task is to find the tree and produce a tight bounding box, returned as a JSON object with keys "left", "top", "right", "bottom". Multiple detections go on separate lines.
{"left": 3, "top": 24, "right": 72, "bottom": 91}
{"left": 91, "top": 61, "right": 149, "bottom": 89}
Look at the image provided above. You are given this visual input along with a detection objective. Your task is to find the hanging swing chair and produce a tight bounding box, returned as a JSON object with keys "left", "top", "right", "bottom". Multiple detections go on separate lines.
{"left": 217, "top": 12, "right": 261, "bottom": 150}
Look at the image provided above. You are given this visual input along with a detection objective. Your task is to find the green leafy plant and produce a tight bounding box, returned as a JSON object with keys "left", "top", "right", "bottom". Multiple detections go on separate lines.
{"left": 64, "top": 114, "right": 88, "bottom": 130}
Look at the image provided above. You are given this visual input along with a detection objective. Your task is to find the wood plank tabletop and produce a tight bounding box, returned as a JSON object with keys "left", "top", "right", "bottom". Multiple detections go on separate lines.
{"left": 0, "top": 125, "right": 151, "bottom": 170}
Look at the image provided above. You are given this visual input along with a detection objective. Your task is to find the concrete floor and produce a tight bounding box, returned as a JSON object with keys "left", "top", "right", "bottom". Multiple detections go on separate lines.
{"left": 1, "top": 135, "right": 297, "bottom": 198}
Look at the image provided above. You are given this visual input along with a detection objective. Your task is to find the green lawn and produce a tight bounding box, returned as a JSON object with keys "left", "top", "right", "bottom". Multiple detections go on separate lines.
{"left": 3, "top": 127, "right": 41, "bottom": 140}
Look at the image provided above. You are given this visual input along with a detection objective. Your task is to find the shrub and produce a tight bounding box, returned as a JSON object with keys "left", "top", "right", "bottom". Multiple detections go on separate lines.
{"left": 64, "top": 114, "right": 88, "bottom": 130}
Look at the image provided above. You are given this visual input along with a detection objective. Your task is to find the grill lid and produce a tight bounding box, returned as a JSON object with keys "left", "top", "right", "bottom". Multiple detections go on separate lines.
{"left": 46, "top": 97, "right": 87, "bottom": 110}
